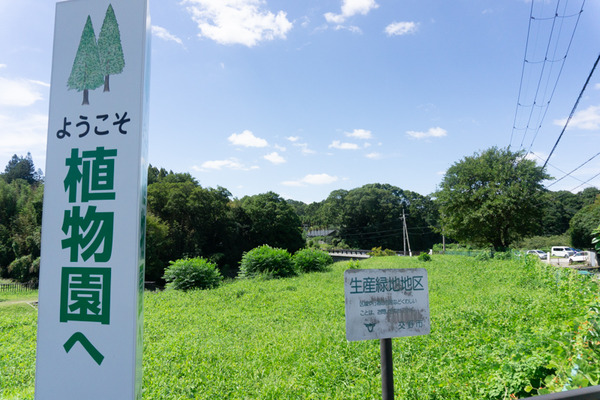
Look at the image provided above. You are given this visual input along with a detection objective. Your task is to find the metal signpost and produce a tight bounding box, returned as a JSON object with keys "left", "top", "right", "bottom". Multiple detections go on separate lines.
{"left": 35, "top": 1, "right": 150, "bottom": 398}
{"left": 345, "top": 268, "right": 430, "bottom": 400}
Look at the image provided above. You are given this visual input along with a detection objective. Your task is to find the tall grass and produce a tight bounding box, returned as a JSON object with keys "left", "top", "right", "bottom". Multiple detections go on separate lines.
{"left": 1, "top": 255, "right": 598, "bottom": 399}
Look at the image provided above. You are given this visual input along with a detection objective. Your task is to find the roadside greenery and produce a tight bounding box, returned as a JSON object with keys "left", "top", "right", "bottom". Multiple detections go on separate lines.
{"left": 2, "top": 256, "right": 599, "bottom": 399}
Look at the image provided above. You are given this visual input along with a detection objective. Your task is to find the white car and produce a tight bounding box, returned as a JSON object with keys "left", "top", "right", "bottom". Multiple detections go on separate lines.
{"left": 526, "top": 250, "right": 547, "bottom": 260}
{"left": 551, "top": 246, "right": 576, "bottom": 258}
{"left": 569, "top": 251, "right": 590, "bottom": 264}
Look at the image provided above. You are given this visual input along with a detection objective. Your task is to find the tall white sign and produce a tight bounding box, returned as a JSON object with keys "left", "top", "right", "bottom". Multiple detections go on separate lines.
{"left": 345, "top": 268, "right": 430, "bottom": 341}
{"left": 35, "top": 1, "right": 150, "bottom": 399}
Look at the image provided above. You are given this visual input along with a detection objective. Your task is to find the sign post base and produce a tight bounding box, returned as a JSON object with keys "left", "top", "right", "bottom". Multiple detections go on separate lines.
{"left": 381, "top": 338, "right": 394, "bottom": 400}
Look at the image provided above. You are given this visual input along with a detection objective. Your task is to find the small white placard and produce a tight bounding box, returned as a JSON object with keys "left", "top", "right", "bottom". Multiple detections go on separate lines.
{"left": 344, "top": 268, "right": 430, "bottom": 341}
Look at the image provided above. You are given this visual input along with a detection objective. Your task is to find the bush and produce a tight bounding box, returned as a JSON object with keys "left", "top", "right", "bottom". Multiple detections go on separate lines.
{"left": 239, "top": 245, "right": 296, "bottom": 279}
{"left": 163, "top": 257, "right": 223, "bottom": 291}
{"left": 368, "top": 247, "right": 396, "bottom": 257}
{"left": 293, "top": 248, "right": 333, "bottom": 273}
{"left": 8, "top": 255, "right": 34, "bottom": 283}
{"left": 417, "top": 252, "right": 431, "bottom": 262}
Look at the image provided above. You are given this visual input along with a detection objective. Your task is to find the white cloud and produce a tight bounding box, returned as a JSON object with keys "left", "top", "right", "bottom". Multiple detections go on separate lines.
{"left": 366, "top": 152, "right": 381, "bottom": 159}
{"left": 0, "top": 77, "right": 46, "bottom": 107}
{"left": 385, "top": 21, "right": 418, "bottom": 36}
{"left": 325, "top": 0, "right": 379, "bottom": 24}
{"left": 406, "top": 126, "right": 447, "bottom": 139}
{"left": 152, "top": 26, "right": 184, "bottom": 46}
{"left": 263, "top": 151, "right": 285, "bottom": 164}
{"left": 0, "top": 113, "right": 48, "bottom": 168}
{"left": 183, "top": 0, "right": 292, "bottom": 47}
{"left": 345, "top": 128, "right": 372, "bottom": 139}
{"left": 287, "top": 136, "right": 300, "bottom": 142}
{"left": 595, "top": 83, "right": 600, "bottom": 90}
{"left": 554, "top": 105, "right": 600, "bottom": 130}
{"left": 195, "top": 157, "right": 258, "bottom": 171}
{"left": 329, "top": 140, "right": 360, "bottom": 150}
{"left": 0, "top": 64, "right": 6, "bottom": 69}
{"left": 294, "top": 142, "right": 316, "bottom": 155}
{"left": 282, "top": 173, "right": 339, "bottom": 186}
{"left": 273, "top": 144, "right": 286, "bottom": 152}
{"left": 228, "top": 130, "right": 268, "bottom": 147}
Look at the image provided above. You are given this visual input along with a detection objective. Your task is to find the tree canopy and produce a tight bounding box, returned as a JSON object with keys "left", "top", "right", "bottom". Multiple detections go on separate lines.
{"left": 2, "top": 153, "right": 42, "bottom": 184}
{"left": 569, "top": 196, "right": 600, "bottom": 249}
{"left": 436, "top": 147, "right": 549, "bottom": 250}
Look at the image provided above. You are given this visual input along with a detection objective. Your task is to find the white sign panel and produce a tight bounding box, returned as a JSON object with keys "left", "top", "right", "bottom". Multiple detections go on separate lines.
{"left": 35, "top": 0, "right": 149, "bottom": 399}
{"left": 344, "top": 268, "right": 430, "bottom": 341}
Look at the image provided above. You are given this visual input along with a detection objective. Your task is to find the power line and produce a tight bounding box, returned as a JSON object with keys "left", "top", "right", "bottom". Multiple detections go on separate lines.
{"left": 542, "top": 52, "right": 600, "bottom": 169}
{"left": 570, "top": 171, "right": 600, "bottom": 192}
{"left": 509, "top": 0, "right": 586, "bottom": 151}
{"left": 546, "top": 150, "right": 600, "bottom": 188}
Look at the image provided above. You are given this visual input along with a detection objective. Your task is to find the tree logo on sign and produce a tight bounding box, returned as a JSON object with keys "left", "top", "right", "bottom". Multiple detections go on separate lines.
{"left": 67, "top": 4, "right": 125, "bottom": 105}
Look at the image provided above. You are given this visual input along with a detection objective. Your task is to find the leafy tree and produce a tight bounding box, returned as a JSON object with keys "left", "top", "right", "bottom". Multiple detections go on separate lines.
{"left": 67, "top": 15, "right": 104, "bottom": 105}
{"left": 144, "top": 212, "right": 172, "bottom": 282}
{"left": 237, "top": 192, "right": 305, "bottom": 253}
{"left": 0, "top": 175, "right": 43, "bottom": 278}
{"left": 569, "top": 196, "right": 600, "bottom": 249}
{"left": 436, "top": 147, "right": 549, "bottom": 250}
{"left": 592, "top": 224, "right": 600, "bottom": 251}
{"left": 541, "top": 188, "right": 600, "bottom": 236}
{"left": 2, "top": 153, "right": 41, "bottom": 184}
{"left": 97, "top": 4, "right": 125, "bottom": 92}
{"left": 332, "top": 184, "right": 440, "bottom": 251}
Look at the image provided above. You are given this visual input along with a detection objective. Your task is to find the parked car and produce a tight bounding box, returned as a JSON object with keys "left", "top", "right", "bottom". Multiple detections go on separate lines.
{"left": 526, "top": 250, "right": 547, "bottom": 260}
{"left": 551, "top": 246, "right": 576, "bottom": 258}
{"left": 569, "top": 251, "right": 590, "bottom": 264}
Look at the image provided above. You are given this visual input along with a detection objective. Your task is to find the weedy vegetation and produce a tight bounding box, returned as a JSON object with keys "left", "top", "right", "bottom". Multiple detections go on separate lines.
{"left": 1, "top": 255, "right": 599, "bottom": 399}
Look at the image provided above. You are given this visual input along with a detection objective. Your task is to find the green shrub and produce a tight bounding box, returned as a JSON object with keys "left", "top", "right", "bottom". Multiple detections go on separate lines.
{"left": 475, "top": 251, "right": 490, "bottom": 261}
{"left": 163, "top": 257, "right": 223, "bottom": 291}
{"left": 417, "top": 252, "right": 431, "bottom": 262}
{"left": 368, "top": 246, "right": 396, "bottom": 257}
{"left": 494, "top": 251, "right": 515, "bottom": 260}
{"left": 8, "top": 255, "right": 34, "bottom": 283}
{"left": 239, "top": 245, "right": 295, "bottom": 279}
{"left": 293, "top": 248, "right": 333, "bottom": 273}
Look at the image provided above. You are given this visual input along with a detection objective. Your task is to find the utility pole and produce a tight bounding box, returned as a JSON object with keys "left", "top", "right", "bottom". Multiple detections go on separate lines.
{"left": 402, "top": 208, "right": 412, "bottom": 256}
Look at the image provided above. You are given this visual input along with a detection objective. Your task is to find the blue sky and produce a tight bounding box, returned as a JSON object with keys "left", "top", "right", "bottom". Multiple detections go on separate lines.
{"left": 1, "top": 0, "right": 599, "bottom": 203}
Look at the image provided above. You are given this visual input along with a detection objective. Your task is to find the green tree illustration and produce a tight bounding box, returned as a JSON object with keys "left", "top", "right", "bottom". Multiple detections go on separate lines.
{"left": 67, "top": 15, "right": 104, "bottom": 105}
{"left": 98, "top": 4, "right": 125, "bottom": 92}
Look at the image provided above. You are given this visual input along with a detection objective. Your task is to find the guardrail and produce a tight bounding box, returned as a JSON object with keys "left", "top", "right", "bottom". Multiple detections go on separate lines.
{"left": 529, "top": 385, "right": 600, "bottom": 399}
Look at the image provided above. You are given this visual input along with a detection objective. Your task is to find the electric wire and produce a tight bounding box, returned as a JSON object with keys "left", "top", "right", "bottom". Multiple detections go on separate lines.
{"left": 546, "top": 150, "right": 600, "bottom": 188}
{"left": 542, "top": 52, "right": 600, "bottom": 169}
{"left": 570, "top": 171, "right": 600, "bottom": 192}
{"left": 509, "top": 0, "right": 586, "bottom": 151}
{"left": 524, "top": 1, "right": 585, "bottom": 153}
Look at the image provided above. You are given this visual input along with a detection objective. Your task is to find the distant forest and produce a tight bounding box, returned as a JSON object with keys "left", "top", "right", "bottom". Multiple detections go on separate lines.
{"left": 1, "top": 153, "right": 599, "bottom": 283}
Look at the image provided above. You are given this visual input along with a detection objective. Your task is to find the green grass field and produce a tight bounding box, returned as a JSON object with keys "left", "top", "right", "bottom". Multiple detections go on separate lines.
{"left": 1, "top": 255, "right": 599, "bottom": 399}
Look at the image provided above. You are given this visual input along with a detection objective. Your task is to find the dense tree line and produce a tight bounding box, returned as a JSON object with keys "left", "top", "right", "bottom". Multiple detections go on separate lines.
{"left": 0, "top": 154, "right": 43, "bottom": 282}
{"left": 145, "top": 166, "right": 303, "bottom": 280}
{"left": 291, "top": 184, "right": 441, "bottom": 251}
{"left": 1, "top": 149, "right": 599, "bottom": 284}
